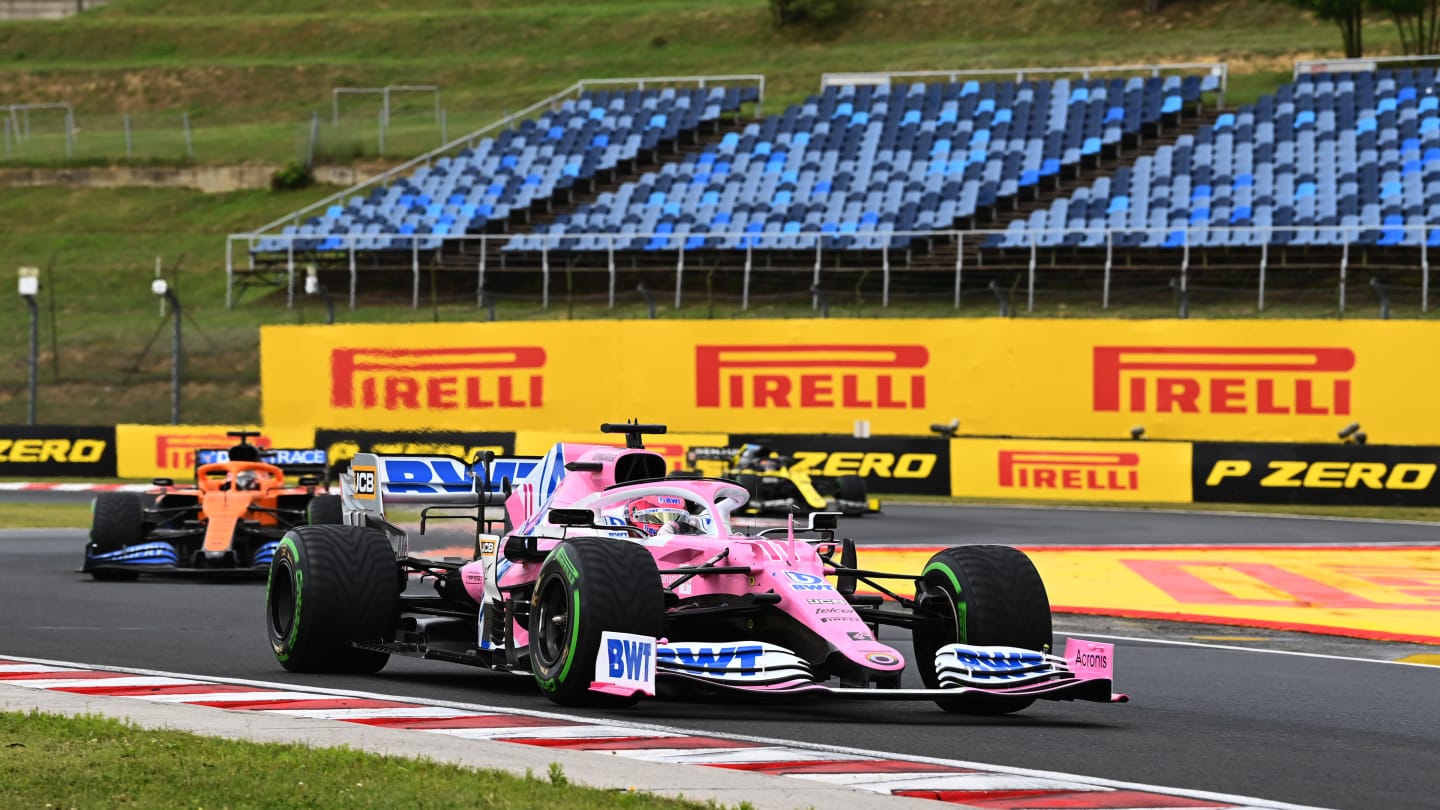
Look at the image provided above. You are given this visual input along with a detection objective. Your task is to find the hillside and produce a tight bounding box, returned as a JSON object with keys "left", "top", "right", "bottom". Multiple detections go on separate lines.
{"left": 0, "top": 0, "right": 1415, "bottom": 426}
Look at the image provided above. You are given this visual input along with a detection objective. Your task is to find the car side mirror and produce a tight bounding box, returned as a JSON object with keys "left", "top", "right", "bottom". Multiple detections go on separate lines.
{"left": 807, "top": 512, "right": 841, "bottom": 531}
{"left": 298, "top": 475, "right": 321, "bottom": 487}
{"left": 152, "top": 477, "right": 174, "bottom": 487}
{"left": 549, "top": 508, "right": 595, "bottom": 526}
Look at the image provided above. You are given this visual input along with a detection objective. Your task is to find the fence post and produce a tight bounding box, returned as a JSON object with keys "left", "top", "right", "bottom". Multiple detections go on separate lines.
{"left": 881, "top": 242, "right": 891, "bottom": 308}
{"left": 286, "top": 241, "right": 296, "bottom": 309}
{"left": 1339, "top": 232, "right": 1349, "bottom": 315}
{"left": 378, "top": 106, "right": 386, "bottom": 156}
{"left": 225, "top": 238, "right": 234, "bottom": 309}
{"left": 1423, "top": 234, "right": 1430, "bottom": 314}
{"left": 440, "top": 108, "right": 448, "bottom": 145}
{"left": 1102, "top": 231, "right": 1112, "bottom": 310}
{"left": 348, "top": 239, "right": 357, "bottom": 308}
{"left": 674, "top": 239, "right": 685, "bottom": 309}
{"left": 64, "top": 106, "right": 74, "bottom": 158}
{"left": 1027, "top": 233, "right": 1037, "bottom": 312}
{"left": 182, "top": 111, "right": 192, "bottom": 159}
{"left": 742, "top": 242, "right": 752, "bottom": 310}
{"left": 1258, "top": 240, "right": 1268, "bottom": 312}
{"left": 541, "top": 239, "right": 550, "bottom": 310}
{"left": 607, "top": 236, "right": 616, "bottom": 308}
{"left": 477, "top": 235, "right": 487, "bottom": 308}
{"left": 953, "top": 232, "right": 963, "bottom": 309}
{"left": 412, "top": 236, "right": 420, "bottom": 309}
{"left": 124, "top": 111, "right": 132, "bottom": 159}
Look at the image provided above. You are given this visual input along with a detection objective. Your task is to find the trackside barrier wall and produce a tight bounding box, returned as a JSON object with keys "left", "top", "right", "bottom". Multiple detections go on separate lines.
{"left": 948, "top": 438, "right": 1192, "bottom": 504}
{"left": 1193, "top": 442, "right": 1440, "bottom": 506}
{"left": 25, "top": 426, "right": 1440, "bottom": 508}
{"left": 0, "top": 425, "right": 116, "bottom": 477}
{"left": 114, "top": 424, "right": 315, "bottom": 481}
{"left": 262, "top": 319, "right": 1440, "bottom": 443}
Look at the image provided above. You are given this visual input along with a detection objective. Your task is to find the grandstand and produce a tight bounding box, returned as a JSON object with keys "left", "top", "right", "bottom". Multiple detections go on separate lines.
{"left": 231, "top": 59, "right": 1437, "bottom": 314}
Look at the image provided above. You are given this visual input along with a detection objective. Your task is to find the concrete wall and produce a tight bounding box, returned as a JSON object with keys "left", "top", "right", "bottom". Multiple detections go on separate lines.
{"left": 0, "top": 163, "right": 396, "bottom": 193}
{"left": 0, "top": 0, "right": 108, "bottom": 20}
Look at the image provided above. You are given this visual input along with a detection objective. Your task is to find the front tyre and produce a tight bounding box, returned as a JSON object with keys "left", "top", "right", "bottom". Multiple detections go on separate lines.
{"left": 86, "top": 492, "right": 146, "bottom": 581}
{"left": 835, "top": 475, "right": 868, "bottom": 516}
{"left": 266, "top": 524, "right": 399, "bottom": 674}
{"left": 529, "top": 537, "right": 664, "bottom": 707}
{"left": 912, "top": 544, "right": 1052, "bottom": 715}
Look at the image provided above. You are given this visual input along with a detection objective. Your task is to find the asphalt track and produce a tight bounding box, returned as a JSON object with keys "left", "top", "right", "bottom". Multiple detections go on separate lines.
{"left": 2, "top": 502, "right": 1438, "bottom": 809}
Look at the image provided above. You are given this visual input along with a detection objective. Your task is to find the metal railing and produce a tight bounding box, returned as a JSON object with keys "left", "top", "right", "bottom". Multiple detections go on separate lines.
{"left": 226, "top": 222, "right": 1433, "bottom": 316}
{"left": 248, "top": 74, "right": 765, "bottom": 239}
{"left": 821, "top": 62, "right": 1229, "bottom": 109}
{"left": 1294, "top": 53, "right": 1440, "bottom": 79}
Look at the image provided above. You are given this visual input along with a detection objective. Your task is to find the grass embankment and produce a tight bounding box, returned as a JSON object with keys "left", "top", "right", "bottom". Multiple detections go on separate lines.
{"left": 0, "top": 710, "right": 730, "bottom": 810}
{"left": 0, "top": 0, "right": 1420, "bottom": 425}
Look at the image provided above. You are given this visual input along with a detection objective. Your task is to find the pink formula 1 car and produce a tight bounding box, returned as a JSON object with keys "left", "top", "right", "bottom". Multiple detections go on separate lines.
{"left": 265, "top": 423, "right": 1125, "bottom": 714}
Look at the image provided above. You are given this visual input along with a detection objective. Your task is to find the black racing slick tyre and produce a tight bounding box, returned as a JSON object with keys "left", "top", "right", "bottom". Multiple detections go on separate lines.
{"left": 529, "top": 537, "right": 664, "bottom": 708}
{"left": 835, "top": 475, "right": 868, "bottom": 516}
{"left": 306, "top": 494, "right": 343, "bottom": 525}
{"left": 86, "top": 492, "right": 146, "bottom": 581}
{"left": 266, "top": 525, "right": 399, "bottom": 674}
{"left": 912, "top": 545, "right": 1052, "bottom": 715}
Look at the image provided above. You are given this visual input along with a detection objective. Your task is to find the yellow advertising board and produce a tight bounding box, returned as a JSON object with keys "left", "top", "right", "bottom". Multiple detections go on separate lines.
{"left": 949, "top": 438, "right": 1192, "bottom": 503}
{"left": 514, "top": 430, "right": 727, "bottom": 473}
{"left": 261, "top": 320, "right": 1440, "bottom": 442}
{"left": 116, "top": 424, "right": 315, "bottom": 480}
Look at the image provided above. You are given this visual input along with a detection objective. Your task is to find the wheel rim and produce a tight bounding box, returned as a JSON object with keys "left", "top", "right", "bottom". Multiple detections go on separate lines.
{"left": 532, "top": 573, "right": 571, "bottom": 669}
{"left": 269, "top": 561, "right": 297, "bottom": 639}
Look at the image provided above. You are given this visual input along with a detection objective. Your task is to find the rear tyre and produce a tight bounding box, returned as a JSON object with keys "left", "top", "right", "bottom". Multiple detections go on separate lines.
{"left": 835, "top": 475, "right": 868, "bottom": 516}
{"left": 266, "top": 524, "right": 399, "bottom": 674}
{"left": 912, "top": 544, "right": 1052, "bottom": 715}
{"left": 529, "top": 537, "right": 664, "bottom": 707}
{"left": 306, "top": 494, "right": 343, "bottom": 525}
{"left": 86, "top": 492, "right": 146, "bottom": 582}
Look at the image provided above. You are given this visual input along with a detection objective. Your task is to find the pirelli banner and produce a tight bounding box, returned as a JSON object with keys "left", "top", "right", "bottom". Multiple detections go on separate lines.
{"left": 951, "top": 438, "right": 1193, "bottom": 503}
{"left": 0, "top": 425, "right": 117, "bottom": 477}
{"left": 314, "top": 429, "right": 516, "bottom": 477}
{"left": 1194, "top": 443, "right": 1440, "bottom": 506}
{"left": 261, "top": 320, "right": 1440, "bottom": 442}
{"left": 116, "top": 424, "right": 316, "bottom": 481}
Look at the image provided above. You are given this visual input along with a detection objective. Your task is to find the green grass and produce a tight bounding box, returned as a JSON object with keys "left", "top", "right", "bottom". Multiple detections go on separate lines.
{"left": 0, "top": 710, "right": 730, "bottom": 810}
{"left": 0, "top": 0, "right": 1408, "bottom": 165}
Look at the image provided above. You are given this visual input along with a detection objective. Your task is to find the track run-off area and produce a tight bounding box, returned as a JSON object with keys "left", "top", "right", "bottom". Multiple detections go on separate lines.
{"left": 2, "top": 500, "right": 1438, "bottom": 809}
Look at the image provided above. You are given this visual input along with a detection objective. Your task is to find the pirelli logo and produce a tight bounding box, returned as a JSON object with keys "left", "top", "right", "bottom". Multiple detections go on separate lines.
{"left": 695, "top": 345, "right": 927, "bottom": 409}
{"left": 998, "top": 450, "right": 1140, "bottom": 491}
{"left": 330, "top": 347, "right": 546, "bottom": 411}
{"left": 1093, "top": 346, "right": 1354, "bottom": 416}
{"left": 156, "top": 434, "right": 271, "bottom": 471}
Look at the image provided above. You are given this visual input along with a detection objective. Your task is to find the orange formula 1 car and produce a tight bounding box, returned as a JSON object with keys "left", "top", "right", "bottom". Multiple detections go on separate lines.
{"left": 82, "top": 432, "right": 337, "bottom": 580}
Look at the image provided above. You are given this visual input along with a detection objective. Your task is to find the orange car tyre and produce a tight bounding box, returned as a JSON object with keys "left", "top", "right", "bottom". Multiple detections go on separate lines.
{"left": 266, "top": 524, "right": 399, "bottom": 674}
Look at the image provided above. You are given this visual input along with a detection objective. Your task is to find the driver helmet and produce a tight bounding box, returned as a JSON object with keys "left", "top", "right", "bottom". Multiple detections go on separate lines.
{"left": 625, "top": 494, "right": 689, "bottom": 536}
{"left": 235, "top": 470, "right": 261, "bottom": 490}
{"left": 737, "top": 443, "right": 766, "bottom": 468}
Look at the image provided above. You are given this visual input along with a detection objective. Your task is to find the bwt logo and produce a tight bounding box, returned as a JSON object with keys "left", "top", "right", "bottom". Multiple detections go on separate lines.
{"left": 695, "top": 345, "right": 927, "bottom": 409}
{"left": 1093, "top": 346, "right": 1354, "bottom": 416}
{"left": 330, "top": 347, "right": 546, "bottom": 411}
{"left": 998, "top": 450, "right": 1140, "bottom": 491}
{"left": 156, "top": 434, "right": 271, "bottom": 470}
